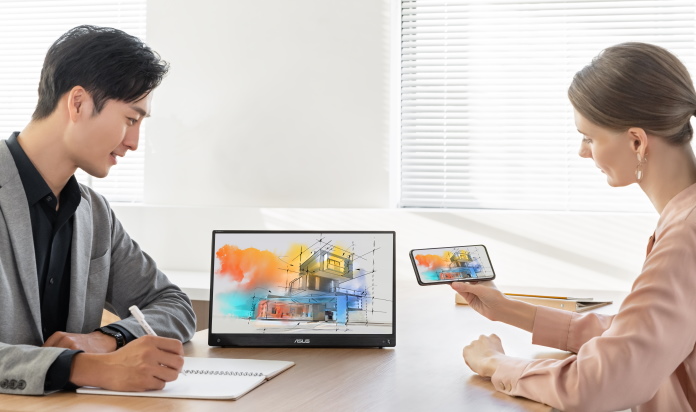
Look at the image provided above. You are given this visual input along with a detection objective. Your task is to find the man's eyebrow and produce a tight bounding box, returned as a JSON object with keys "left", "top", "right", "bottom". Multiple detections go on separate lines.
{"left": 131, "top": 106, "right": 150, "bottom": 118}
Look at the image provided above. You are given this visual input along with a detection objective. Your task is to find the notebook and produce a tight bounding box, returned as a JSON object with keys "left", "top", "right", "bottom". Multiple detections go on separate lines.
{"left": 77, "top": 356, "right": 294, "bottom": 400}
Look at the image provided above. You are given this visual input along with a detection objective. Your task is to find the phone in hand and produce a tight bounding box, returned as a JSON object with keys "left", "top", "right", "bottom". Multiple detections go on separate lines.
{"left": 409, "top": 244, "right": 496, "bottom": 285}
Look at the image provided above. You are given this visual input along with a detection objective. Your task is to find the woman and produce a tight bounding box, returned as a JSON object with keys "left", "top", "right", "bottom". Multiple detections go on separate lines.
{"left": 452, "top": 42, "right": 696, "bottom": 412}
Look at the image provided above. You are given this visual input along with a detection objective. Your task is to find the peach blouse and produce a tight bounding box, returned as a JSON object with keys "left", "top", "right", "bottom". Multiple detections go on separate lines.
{"left": 492, "top": 183, "right": 696, "bottom": 412}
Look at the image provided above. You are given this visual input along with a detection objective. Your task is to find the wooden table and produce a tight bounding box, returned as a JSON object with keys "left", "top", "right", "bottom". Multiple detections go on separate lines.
{"left": 0, "top": 280, "right": 623, "bottom": 411}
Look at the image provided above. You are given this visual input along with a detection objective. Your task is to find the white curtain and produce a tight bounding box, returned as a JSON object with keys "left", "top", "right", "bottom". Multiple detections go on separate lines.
{"left": 400, "top": 0, "right": 696, "bottom": 212}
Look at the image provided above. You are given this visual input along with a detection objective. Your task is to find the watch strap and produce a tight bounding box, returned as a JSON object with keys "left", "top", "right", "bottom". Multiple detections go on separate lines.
{"left": 96, "top": 326, "right": 126, "bottom": 349}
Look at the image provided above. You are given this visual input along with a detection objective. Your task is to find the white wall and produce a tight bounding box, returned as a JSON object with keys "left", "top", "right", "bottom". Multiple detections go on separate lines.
{"left": 113, "top": 204, "right": 657, "bottom": 292}
{"left": 144, "top": 0, "right": 390, "bottom": 208}
{"left": 113, "top": 0, "right": 660, "bottom": 294}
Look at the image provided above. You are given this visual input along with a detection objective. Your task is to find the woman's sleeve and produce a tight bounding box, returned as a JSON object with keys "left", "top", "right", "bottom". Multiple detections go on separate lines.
{"left": 530, "top": 306, "right": 615, "bottom": 353}
{"left": 489, "top": 223, "right": 696, "bottom": 411}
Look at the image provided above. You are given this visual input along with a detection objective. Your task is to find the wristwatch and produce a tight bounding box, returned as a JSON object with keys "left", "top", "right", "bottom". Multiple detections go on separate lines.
{"left": 96, "top": 326, "right": 126, "bottom": 349}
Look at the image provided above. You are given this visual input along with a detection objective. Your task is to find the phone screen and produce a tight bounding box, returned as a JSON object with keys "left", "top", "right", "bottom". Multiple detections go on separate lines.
{"left": 409, "top": 245, "right": 495, "bottom": 285}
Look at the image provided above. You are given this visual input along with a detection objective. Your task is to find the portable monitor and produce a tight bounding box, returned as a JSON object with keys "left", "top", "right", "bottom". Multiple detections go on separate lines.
{"left": 208, "top": 230, "right": 396, "bottom": 348}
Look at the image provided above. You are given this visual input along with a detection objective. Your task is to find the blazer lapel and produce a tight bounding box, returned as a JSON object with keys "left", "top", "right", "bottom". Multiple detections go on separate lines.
{"left": 0, "top": 144, "right": 42, "bottom": 338}
{"left": 66, "top": 193, "right": 92, "bottom": 332}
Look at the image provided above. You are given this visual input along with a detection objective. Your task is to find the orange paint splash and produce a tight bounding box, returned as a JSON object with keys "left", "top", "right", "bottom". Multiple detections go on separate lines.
{"left": 215, "top": 245, "right": 286, "bottom": 289}
{"left": 414, "top": 253, "right": 450, "bottom": 269}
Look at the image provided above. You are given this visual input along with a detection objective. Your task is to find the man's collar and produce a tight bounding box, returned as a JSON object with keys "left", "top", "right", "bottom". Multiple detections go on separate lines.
{"left": 5, "top": 132, "right": 52, "bottom": 205}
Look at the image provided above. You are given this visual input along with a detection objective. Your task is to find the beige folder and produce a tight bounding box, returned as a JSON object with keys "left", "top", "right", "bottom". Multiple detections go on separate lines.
{"left": 455, "top": 292, "right": 612, "bottom": 313}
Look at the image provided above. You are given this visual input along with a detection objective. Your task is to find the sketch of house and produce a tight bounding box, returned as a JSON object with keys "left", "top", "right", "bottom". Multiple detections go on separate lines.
{"left": 255, "top": 245, "right": 368, "bottom": 325}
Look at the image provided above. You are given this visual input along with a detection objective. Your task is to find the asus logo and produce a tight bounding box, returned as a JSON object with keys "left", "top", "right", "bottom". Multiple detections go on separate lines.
{"left": 294, "top": 339, "right": 310, "bottom": 344}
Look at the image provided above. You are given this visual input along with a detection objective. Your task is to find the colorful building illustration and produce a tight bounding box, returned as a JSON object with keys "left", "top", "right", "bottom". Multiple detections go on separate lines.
{"left": 255, "top": 300, "right": 325, "bottom": 321}
{"left": 253, "top": 245, "right": 368, "bottom": 325}
{"left": 438, "top": 249, "right": 478, "bottom": 280}
{"left": 414, "top": 247, "right": 486, "bottom": 282}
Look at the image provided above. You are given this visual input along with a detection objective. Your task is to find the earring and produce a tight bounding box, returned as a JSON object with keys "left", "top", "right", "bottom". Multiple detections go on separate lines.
{"left": 635, "top": 155, "right": 647, "bottom": 182}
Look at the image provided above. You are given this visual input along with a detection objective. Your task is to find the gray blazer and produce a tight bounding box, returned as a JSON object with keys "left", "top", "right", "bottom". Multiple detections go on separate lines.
{"left": 0, "top": 140, "right": 196, "bottom": 394}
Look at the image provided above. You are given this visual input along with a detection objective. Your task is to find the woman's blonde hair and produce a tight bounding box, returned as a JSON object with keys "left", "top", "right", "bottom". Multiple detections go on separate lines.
{"left": 568, "top": 42, "right": 696, "bottom": 145}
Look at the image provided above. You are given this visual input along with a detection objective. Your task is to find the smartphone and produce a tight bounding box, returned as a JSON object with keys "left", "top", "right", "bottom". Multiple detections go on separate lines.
{"left": 409, "top": 245, "right": 496, "bottom": 285}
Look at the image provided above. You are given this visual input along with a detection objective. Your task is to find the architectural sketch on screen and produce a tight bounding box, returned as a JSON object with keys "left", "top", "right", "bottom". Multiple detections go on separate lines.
{"left": 413, "top": 247, "right": 492, "bottom": 282}
{"left": 212, "top": 233, "right": 393, "bottom": 334}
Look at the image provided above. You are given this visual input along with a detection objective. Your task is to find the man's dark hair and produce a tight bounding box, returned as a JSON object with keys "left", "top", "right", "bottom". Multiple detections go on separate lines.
{"left": 32, "top": 25, "right": 169, "bottom": 120}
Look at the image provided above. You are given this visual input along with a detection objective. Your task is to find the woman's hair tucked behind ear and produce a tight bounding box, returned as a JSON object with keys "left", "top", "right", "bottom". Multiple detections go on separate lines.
{"left": 568, "top": 42, "right": 696, "bottom": 145}
{"left": 32, "top": 25, "right": 169, "bottom": 120}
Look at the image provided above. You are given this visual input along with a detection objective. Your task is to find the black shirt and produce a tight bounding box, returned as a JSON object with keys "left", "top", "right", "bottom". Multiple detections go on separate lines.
{"left": 6, "top": 132, "right": 82, "bottom": 338}
{"left": 6, "top": 132, "right": 81, "bottom": 338}
{"left": 6, "top": 132, "right": 82, "bottom": 391}
{"left": 6, "top": 132, "right": 135, "bottom": 391}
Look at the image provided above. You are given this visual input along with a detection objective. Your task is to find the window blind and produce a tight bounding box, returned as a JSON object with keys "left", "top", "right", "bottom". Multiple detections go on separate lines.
{"left": 400, "top": 0, "right": 696, "bottom": 212}
{"left": 0, "top": 0, "right": 147, "bottom": 203}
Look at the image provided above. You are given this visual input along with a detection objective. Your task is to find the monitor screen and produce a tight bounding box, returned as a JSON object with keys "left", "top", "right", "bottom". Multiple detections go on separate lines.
{"left": 208, "top": 231, "right": 396, "bottom": 347}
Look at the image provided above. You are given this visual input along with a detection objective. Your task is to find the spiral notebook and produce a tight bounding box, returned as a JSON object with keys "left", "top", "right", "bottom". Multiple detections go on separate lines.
{"left": 77, "top": 357, "right": 295, "bottom": 400}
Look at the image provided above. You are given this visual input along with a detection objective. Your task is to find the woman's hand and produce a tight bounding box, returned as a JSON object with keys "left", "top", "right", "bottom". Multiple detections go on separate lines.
{"left": 450, "top": 281, "right": 507, "bottom": 321}
{"left": 463, "top": 334, "right": 506, "bottom": 378}
{"left": 451, "top": 281, "right": 537, "bottom": 332}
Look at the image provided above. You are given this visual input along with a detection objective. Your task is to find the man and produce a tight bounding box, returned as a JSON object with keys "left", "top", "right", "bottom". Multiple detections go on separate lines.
{"left": 0, "top": 25, "right": 196, "bottom": 395}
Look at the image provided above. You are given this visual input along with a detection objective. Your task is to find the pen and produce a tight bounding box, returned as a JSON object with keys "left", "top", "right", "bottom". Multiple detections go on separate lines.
{"left": 129, "top": 305, "right": 186, "bottom": 376}
{"left": 129, "top": 305, "right": 158, "bottom": 336}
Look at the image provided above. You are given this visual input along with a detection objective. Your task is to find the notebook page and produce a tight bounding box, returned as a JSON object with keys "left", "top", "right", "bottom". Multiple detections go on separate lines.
{"left": 77, "top": 357, "right": 295, "bottom": 400}
{"left": 183, "top": 356, "right": 294, "bottom": 377}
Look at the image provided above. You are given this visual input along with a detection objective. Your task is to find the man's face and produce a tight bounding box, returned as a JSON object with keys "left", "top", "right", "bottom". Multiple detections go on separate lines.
{"left": 66, "top": 92, "right": 152, "bottom": 178}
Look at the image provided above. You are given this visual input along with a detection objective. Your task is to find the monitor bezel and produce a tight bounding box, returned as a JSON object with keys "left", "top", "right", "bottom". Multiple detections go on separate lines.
{"left": 207, "top": 230, "right": 396, "bottom": 348}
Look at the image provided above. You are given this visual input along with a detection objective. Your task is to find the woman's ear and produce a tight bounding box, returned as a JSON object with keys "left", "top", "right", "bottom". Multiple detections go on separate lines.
{"left": 628, "top": 127, "right": 649, "bottom": 159}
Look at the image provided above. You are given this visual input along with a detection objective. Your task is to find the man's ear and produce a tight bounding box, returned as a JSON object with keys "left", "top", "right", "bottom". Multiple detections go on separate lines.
{"left": 628, "top": 127, "right": 649, "bottom": 160}
{"left": 66, "top": 86, "right": 92, "bottom": 122}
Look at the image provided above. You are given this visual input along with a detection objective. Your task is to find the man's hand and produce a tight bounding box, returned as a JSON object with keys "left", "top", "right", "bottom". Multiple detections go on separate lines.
{"left": 43, "top": 331, "right": 119, "bottom": 353}
{"left": 69, "top": 335, "right": 185, "bottom": 391}
{"left": 463, "top": 334, "right": 506, "bottom": 378}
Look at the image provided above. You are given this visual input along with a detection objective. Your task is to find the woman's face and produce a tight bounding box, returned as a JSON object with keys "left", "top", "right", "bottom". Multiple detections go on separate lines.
{"left": 575, "top": 110, "right": 640, "bottom": 187}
